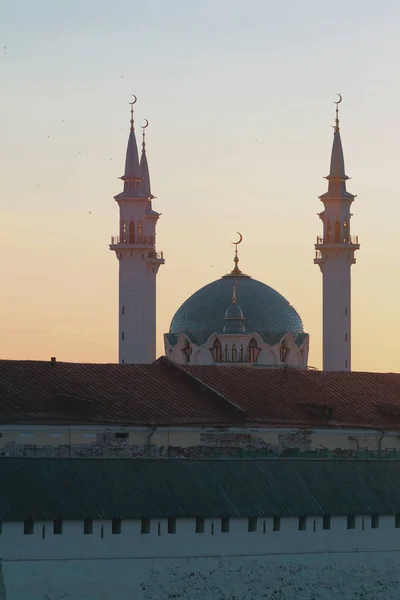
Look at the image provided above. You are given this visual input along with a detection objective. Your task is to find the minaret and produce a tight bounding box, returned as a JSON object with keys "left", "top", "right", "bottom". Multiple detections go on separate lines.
{"left": 314, "top": 95, "right": 359, "bottom": 371}
{"left": 110, "top": 98, "right": 164, "bottom": 364}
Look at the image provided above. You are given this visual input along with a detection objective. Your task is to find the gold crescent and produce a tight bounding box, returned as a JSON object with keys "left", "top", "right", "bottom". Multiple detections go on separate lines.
{"left": 130, "top": 94, "right": 137, "bottom": 105}
{"left": 334, "top": 93, "right": 342, "bottom": 105}
{"left": 231, "top": 232, "right": 243, "bottom": 245}
{"left": 141, "top": 119, "right": 149, "bottom": 129}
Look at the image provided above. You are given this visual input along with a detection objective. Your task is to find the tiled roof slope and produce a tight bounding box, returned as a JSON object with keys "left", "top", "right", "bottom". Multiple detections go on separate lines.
{"left": 2, "top": 458, "right": 400, "bottom": 520}
{"left": 0, "top": 357, "right": 400, "bottom": 429}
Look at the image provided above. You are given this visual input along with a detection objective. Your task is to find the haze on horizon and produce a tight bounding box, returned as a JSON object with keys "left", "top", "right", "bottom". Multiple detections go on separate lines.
{"left": 1, "top": 0, "right": 399, "bottom": 372}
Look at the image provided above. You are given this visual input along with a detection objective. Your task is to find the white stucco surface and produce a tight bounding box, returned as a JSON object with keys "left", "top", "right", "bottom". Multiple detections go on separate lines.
{"left": 2, "top": 552, "right": 400, "bottom": 599}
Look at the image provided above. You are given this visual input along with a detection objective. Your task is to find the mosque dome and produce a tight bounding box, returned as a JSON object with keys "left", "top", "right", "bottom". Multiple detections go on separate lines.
{"left": 169, "top": 274, "right": 304, "bottom": 345}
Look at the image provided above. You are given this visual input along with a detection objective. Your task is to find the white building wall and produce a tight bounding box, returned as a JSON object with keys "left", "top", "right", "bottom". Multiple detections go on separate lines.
{"left": 1, "top": 516, "right": 400, "bottom": 599}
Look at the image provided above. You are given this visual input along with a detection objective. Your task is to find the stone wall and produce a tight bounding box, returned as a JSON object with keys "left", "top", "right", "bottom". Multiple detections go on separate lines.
{"left": 2, "top": 552, "right": 400, "bottom": 599}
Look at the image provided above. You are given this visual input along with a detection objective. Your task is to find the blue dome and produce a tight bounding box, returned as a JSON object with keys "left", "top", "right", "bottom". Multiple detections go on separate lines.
{"left": 169, "top": 275, "right": 304, "bottom": 345}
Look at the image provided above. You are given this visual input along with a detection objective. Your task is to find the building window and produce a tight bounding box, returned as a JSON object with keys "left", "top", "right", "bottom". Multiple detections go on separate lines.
{"left": 53, "top": 518, "right": 62, "bottom": 535}
{"left": 42, "top": 524, "right": 46, "bottom": 539}
{"left": 212, "top": 339, "right": 222, "bottom": 362}
{"left": 24, "top": 519, "right": 34, "bottom": 535}
{"left": 112, "top": 518, "right": 121, "bottom": 534}
{"left": 129, "top": 220, "right": 135, "bottom": 243}
{"left": 347, "top": 515, "right": 355, "bottom": 530}
{"left": 298, "top": 516, "right": 307, "bottom": 531}
{"left": 248, "top": 517, "right": 257, "bottom": 532}
{"left": 323, "top": 515, "right": 331, "bottom": 530}
{"left": 280, "top": 341, "right": 289, "bottom": 364}
{"left": 239, "top": 344, "right": 244, "bottom": 362}
{"left": 371, "top": 514, "right": 379, "bottom": 529}
{"left": 141, "top": 518, "right": 150, "bottom": 534}
{"left": 121, "top": 306, "right": 124, "bottom": 315}
{"left": 345, "top": 333, "right": 348, "bottom": 342}
{"left": 182, "top": 339, "right": 192, "bottom": 364}
{"left": 395, "top": 514, "right": 400, "bottom": 528}
{"left": 168, "top": 517, "right": 176, "bottom": 534}
{"left": 195, "top": 517, "right": 205, "bottom": 533}
{"left": 138, "top": 221, "right": 143, "bottom": 243}
{"left": 122, "top": 332, "right": 124, "bottom": 341}
{"left": 345, "top": 306, "right": 348, "bottom": 316}
{"left": 263, "top": 520, "right": 266, "bottom": 534}
{"left": 84, "top": 518, "right": 93, "bottom": 535}
{"left": 232, "top": 344, "right": 237, "bottom": 362}
{"left": 224, "top": 344, "right": 229, "bottom": 362}
{"left": 247, "top": 338, "right": 259, "bottom": 363}
{"left": 221, "top": 517, "right": 230, "bottom": 533}
{"left": 122, "top": 359, "right": 124, "bottom": 365}
{"left": 273, "top": 516, "right": 281, "bottom": 531}
{"left": 345, "top": 360, "right": 348, "bottom": 368}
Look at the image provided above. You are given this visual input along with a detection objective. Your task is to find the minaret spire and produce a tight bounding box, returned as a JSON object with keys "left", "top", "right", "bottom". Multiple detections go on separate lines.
{"left": 314, "top": 95, "right": 360, "bottom": 372}
{"left": 123, "top": 95, "right": 140, "bottom": 180}
{"left": 140, "top": 119, "right": 152, "bottom": 198}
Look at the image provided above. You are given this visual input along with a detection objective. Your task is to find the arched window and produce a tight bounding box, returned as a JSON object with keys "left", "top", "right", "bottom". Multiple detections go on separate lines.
{"left": 129, "top": 220, "right": 135, "bottom": 243}
{"left": 182, "top": 339, "right": 192, "bottom": 364}
{"left": 247, "top": 338, "right": 258, "bottom": 363}
{"left": 232, "top": 344, "right": 237, "bottom": 362}
{"left": 334, "top": 220, "right": 340, "bottom": 243}
{"left": 138, "top": 221, "right": 143, "bottom": 243}
{"left": 327, "top": 220, "right": 332, "bottom": 242}
{"left": 280, "top": 341, "right": 289, "bottom": 364}
{"left": 239, "top": 344, "right": 244, "bottom": 362}
{"left": 224, "top": 344, "right": 229, "bottom": 363}
{"left": 212, "top": 339, "right": 222, "bottom": 362}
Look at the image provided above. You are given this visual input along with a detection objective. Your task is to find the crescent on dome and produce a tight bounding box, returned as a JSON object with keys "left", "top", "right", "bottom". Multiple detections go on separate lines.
{"left": 141, "top": 119, "right": 149, "bottom": 129}
{"left": 334, "top": 93, "right": 342, "bottom": 105}
{"left": 231, "top": 232, "right": 243, "bottom": 246}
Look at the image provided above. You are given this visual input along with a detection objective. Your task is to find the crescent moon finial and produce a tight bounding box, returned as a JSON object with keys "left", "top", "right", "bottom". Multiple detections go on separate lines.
{"left": 128, "top": 95, "right": 137, "bottom": 131}
{"left": 141, "top": 119, "right": 149, "bottom": 151}
{"left": 332, "top": 93, "right": 342, "bottom": 133}
{"left": 230, "top": 232, "right": 243, "bottom": 276}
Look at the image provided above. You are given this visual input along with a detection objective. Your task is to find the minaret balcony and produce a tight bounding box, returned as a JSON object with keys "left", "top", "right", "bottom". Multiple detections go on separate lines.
{"left": 315, "top": 235, "right": 359, "bottom": 248}
{"left": 110, "top": 235, "right": 155, "bottom": 249}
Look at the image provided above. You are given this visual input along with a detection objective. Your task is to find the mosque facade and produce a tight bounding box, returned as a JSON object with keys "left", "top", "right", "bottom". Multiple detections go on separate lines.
{"left": 111, "top": 96, "right": 358, "bottom": 371}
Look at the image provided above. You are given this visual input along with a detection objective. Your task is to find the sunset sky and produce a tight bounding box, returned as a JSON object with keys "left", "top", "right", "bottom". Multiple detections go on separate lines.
{"left": 1, "top": 0, "right": 400, "bottom": 371}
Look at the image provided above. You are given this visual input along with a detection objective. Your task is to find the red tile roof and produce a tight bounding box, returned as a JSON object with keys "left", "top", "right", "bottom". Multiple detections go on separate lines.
{"left": 0, "top": 357, "right": 399, "bottom": 430}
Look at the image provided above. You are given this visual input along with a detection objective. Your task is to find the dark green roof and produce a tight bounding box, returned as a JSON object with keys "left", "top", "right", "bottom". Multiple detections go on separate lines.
{"left": 169, "top": 276, "right": 304, "bottom": 345}
{"left": 2, "top": 458, "right": 400, "bottom": 520}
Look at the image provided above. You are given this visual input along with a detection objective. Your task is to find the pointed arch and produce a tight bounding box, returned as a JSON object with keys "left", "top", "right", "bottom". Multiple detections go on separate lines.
{"left": 138, "top": 220, "right": 143, "bottom": 243}
{"left": 129, "top": 220, "right": 135, "bottom": 243}
{"left": 247, "top": 338, "right": 259, "bottom": 363}
{"left": 182, "top": 339, "right": 192, "bottom": 364}
{"left": 239, "top": 344, "right": 244, "bottom": 362}
{"left": 232, "top": 343, "right": 237, "bottom": 362}
{"left": 212, "top": 338, "right": 222, "bottom": 362}
{"left": 334, "top": 220, "right": 340, "bottom": 243}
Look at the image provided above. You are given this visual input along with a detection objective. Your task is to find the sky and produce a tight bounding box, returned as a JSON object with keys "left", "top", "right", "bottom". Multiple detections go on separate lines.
{"left": 1, "top": 0, "right": 400, "bottom": 371}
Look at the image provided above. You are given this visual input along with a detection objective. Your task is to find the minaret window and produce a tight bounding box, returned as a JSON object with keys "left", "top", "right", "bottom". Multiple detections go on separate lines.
{"left": 334, "top": 220, "right": 340, "bottom": 243}
{"left": 120, "top": 220, "right": 126, "bottom": 243}
{"left": 247, "top": 339, "right": 258, "bottom": 363}
{"left": 182, "top": 340, "right": 192, "bottom": 364}
{"left": 239, "top": 344, "right": 244, "bottom": 362}
{"left": 129, "top": 220, "right": 135, "bottom": 243}
{"left": 212, "top": 339, "right": 222, "bottom": 362}
{"left": 224, "top": 344, "right": 229, "bottom": 363}
{"left": 327, "top": 220, "right": 332, "bottom": 242}
{"left": 138, "top": 221, "right": 143, "bottom": 243}
{"left": 232, "top": 344, "right": 237, "bottom": 362}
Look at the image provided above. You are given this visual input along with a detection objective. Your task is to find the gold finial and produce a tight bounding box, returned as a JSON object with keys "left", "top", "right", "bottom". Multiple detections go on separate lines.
{"left": 333, "top": 93, "right": 342, "bottom": 132}
{"left": 129, "top": 94, "right": 137, "bottom": 131}
{"left": 232, "top": 281, "right": 238, "bottom": 304}
{"left": 141, "top": 119, "right": 149, "bottom": 151}
{"left": 230, "top": 232, "right": 243, "bottom": 275}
